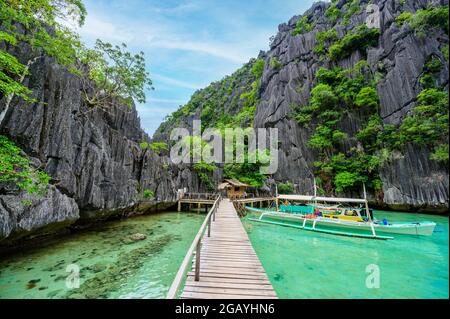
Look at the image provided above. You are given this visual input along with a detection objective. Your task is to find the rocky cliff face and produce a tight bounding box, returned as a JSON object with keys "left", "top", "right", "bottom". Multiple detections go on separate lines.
{"left": 155, "top": 0, "right": 449, "bottom": 212}
{"left": 0, "top": 43, "right": 179, "bottom": 245}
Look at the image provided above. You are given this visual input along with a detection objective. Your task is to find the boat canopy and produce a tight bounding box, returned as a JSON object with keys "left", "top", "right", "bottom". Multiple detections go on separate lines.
{"left": 277, "top": 194, "right": 367, "bottom": 204}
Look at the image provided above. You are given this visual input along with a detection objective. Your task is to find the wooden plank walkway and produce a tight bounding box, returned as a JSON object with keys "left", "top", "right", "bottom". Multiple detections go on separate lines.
{"left": 181, "top": 198, "right": 277, "bottom": 299}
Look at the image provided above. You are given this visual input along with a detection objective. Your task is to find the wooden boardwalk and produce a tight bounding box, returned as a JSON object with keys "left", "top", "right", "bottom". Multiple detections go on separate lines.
{"left": 181, "top": 199, "right": 277, "bottom": 299}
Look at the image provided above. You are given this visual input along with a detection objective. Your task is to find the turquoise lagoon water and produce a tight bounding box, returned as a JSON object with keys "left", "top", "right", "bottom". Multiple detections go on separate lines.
{"left": 243, "top": 210, "right": 449, "bottom": 298}
{"left": 0, "top": 212, "right": 203, "bottom": 299}
{"left": 0, "top": 209, "right": 447, "bottom": 299}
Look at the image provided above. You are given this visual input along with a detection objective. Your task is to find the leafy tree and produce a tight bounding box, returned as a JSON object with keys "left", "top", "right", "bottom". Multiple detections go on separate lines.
{"left": 409, "top": 5, "right": 449, "bottom": 37}
{"left": 399, "top": 88, "right": 448, "bottom": 147}
{"left": 77, "top": 40, "right": 153, "bottom": 108}
{"left": 143, "top": 189, "right": 154, "bottom": 199}
{"left": 328, "top": 25, "right": 380, "bottom": 61}
{"left": 0, "top": 0, "right": 86, "bottom": 126}
{"left": 342, "top": 0, "right": 361, "bottom": 26}
{"left": 224, "top": 150, "right": 269, "bottom": 188}
{"left": 356, "top": 114, "right": 383, "bottom": 150}
{"left": 314, "top": 29, "right": 338, "bottom": 55}
{"left": 149, "top": 142, "right": 168, "bottom": 153}
{"left": 334, "top": 171, "right": 361, "bottom": 193}
{"left": 430, "top": 144, "right": 449, "bottom": 162}
{"left": 442, "top": 45, "right": 449, "bottom": 61}
{"left": 252, "top": 58, "right": 265, "bottom": 78}
{"left": 140, "top": 141, "right": 168, "bottom": 153}
{"left": 236, "top": 59, "right": 265, "bottom": 125}
{"left": 0, "top": 135, "right": 50, "bottom": 195}
{"left": 277, "top": 181, "right": 294, "bottom": 194}
{"left": 269, "top": 57, "right": 282, "bottom": 69}
{"left": 292, "top": 15, "right": 313, "bottom": 36}
{"left": 395, "top": 12, "right": 413, "bottom": 26}
{"left": 355, "top": 87, "right": 379, "bottom": 108}
{"left": 310, "top": 83, "right": 338, "bottom": 110}
{"left": 325, "top": 3, "right": 341, "bottom": 24}
{"left": 419, "top": 55, "right": 443, "bottom": 88}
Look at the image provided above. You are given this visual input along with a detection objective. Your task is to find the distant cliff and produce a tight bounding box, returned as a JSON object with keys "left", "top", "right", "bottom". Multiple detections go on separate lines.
{"left": 156, "top": 0, "right": 449, "bottom": 212}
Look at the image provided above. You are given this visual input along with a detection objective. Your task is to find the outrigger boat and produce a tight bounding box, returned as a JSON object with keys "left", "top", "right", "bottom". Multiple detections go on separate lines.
{"left": 247, "top": 187, "right": 436, "bottom": 240}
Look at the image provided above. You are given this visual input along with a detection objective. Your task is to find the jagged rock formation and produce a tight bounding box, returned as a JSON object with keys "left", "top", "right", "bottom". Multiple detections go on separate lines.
{"left": 156, "top": 0, "right": 449, "bottom": 212}
{"left": 0, "top": 43, "right": 178, "bottom": 245}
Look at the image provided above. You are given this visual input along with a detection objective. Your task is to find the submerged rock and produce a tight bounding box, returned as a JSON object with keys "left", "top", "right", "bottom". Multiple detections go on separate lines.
{"left": 87, "top": 263, "right": 107, "bottom": 273}
{"left": 129, "top": 233, "right": 147, "bottom": 241}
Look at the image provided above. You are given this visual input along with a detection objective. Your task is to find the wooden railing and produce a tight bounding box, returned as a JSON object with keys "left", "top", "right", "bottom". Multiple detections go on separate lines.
{"left": 181, "top": 192, "right": 219, "bottom": 200}
{"left": 166, "top": 194, "right": 222, "bottom": 299}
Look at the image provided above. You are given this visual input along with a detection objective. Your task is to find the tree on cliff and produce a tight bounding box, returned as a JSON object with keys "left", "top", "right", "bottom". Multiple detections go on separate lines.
{"left": 0, "top": 0, "right": 153, "bottom": 194}
{"left": 75, "top": 39, "right": 153, "bottom": 109}
{"left": 0, "top": 0, "right": 87, "bottom": 126}
{"left": 0, "top": 0, "right": 153, "bottom": 127}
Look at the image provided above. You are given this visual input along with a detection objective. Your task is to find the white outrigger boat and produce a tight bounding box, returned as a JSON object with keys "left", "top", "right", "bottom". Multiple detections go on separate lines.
{"left": 247, "top": 189, "right": 436, "bottom": 240}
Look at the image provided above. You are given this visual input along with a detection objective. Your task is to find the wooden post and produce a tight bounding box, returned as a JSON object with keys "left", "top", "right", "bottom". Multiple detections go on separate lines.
{"left": 208, "top": 215, "right": 211, "bottom": 237}
{"left": 197, "top": 202, "right": 201, "bottom": 213}
{"left": 195, "top": 241, "right": 201, "bottom": 281}
{"left": 275, "top": 198, "right": 279, "bottom": 212}
{"left": 177, "top": 201, "right": 181, "bottom": 212}
{"left": 313, "top": 178, "right": 317, "bottom": 206}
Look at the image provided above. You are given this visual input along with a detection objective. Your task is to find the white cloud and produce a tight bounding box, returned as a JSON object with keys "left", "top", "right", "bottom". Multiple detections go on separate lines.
{"left": 148, "top": 97, "right": 187, "bottom": 104}
{"left": 77, "top": 11, "right": 253, "bottom": 63}
{"left": 150, "top": 1, "right": 200, "bottom": 14}
{"left": 78, "top": 15, "right": 133, "bottom": 43}
{"left": 148, "top": 38, "right": 248, "bottom": 63}
{"left": 152, "top": 73, "right": 205, "bottom": 90}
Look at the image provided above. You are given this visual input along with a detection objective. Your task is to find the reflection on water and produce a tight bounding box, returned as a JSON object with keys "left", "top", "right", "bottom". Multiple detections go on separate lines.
{"left": 243, "top": 210, "right": 449, "bottom": 298}
{"left": 0, "top": 212, "right": 204, "bottom": 299}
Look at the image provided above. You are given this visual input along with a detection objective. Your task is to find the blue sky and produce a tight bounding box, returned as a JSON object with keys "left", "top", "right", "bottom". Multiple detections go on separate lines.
{"left": 75, "top": 0, "right": 316, "bottom": 136}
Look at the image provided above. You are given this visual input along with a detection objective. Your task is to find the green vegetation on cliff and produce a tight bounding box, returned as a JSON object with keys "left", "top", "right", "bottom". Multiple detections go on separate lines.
{"left": 0, "top": 0, "right": 86, "bottom": 102}
{"left": 156, "top": 58, "right": 269, "bottom": 188}
{"left": 0, "top": 135, "right": 50, "bottom": 195}
{"left": 294, "top": 61, "right": 384, "bottom": 194}
{"left": 328, "top": 25, "right": 380, "bottom": 61}
{"left": 277, "top": 181, "right": 294, "bottom": 194}
{"left": 158, "top": 59, "right": 263, "bottom": 134}
{"left": 292, "top": 15, "right": 313, "bottom": 36}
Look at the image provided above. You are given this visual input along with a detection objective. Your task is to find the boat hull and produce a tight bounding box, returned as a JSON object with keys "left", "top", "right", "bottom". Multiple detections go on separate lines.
{"left": 246, "top": 207, "right": 436, "bottom": 237}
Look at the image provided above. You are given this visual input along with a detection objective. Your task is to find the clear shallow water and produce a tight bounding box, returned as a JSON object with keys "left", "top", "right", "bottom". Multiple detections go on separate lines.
{"left": 0, "top": 212, "right": 203, "bottom": 299}
{"left": 243, "top": 210, "right": 449, "bottom": 299}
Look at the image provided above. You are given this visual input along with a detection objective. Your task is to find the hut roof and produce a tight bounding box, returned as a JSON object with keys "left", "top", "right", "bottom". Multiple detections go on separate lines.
{"left": 223, "top": 179, "right": 249, "bottom": 187}
{"left": 217, "top": 182, "right": 231, "bottom": 190}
